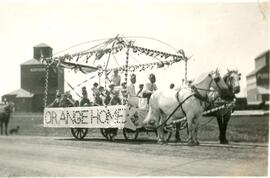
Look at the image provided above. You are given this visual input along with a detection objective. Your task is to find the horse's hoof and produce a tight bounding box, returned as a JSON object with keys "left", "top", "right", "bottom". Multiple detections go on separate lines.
{"left": 187, "top": 141, "right": 196, "bottom": 146}
{"left": 187, "top": 140, "right": 200, "bottom": 146}
{"left": 157, "top": 139, "right": 167, "bottom": 145}
{"left": 173, "top": 138, "right": 181, "bottom": 143}
{"left": 109, "top": 134, "right": 116, "bottom": 141}
{"left": 220, "top": 140, "right": 229, "bottom": 144}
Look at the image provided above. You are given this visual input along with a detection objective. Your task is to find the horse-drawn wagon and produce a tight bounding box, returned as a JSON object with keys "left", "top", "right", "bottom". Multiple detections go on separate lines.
{"left": 42, "top": 36, "right": 186, "bottom": 141}
{"left": 42, "top": 35, "right": 241, "bottom": 145}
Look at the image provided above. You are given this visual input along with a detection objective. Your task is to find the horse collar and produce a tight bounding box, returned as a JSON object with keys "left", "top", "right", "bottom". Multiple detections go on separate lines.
{"left": 192, "top": 87, "right": 209, "bottom": 102}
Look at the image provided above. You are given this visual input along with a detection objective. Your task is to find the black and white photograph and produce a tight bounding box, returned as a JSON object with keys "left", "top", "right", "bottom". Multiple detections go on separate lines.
{"left": 0, "top": 0, "right": 269, "bottom": 176}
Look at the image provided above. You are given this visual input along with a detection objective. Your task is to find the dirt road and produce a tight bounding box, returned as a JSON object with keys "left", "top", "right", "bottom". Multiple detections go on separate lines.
{"left": 0, "top": 136, "right": 267, "bottom": 176}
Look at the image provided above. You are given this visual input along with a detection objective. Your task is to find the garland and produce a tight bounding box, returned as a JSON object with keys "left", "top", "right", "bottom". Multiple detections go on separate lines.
{"left": 42, "top": 37, "right": 189, "bottom": 78}
{"left": 45, "top": 37, "right": 186, "bottom": 68}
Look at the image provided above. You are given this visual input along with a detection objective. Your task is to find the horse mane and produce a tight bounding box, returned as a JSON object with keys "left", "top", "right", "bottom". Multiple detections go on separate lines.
{"left": 223, "top": 69, "right": 239, "bottom": 82}
{"left": 226, "top": 69, "right": 238, "bottom": 76}
{"left": 228, "top": 69, "right": 238, "bottom": 73}
{"left": 223, "top": 74, "right": 229, "bottom": 83}
{"left": 192, "top": 71, "right": 213, "bottom": 85}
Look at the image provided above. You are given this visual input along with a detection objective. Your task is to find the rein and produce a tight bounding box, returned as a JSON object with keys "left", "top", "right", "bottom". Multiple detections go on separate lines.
{"left": 164, "top": 101, "right": 235, "bottom": 130}
{"left": 156, "top": 94, "right": 194, "bottom": 129}
{"left": 191, "top": 77, "right": 213, "bottom": 102}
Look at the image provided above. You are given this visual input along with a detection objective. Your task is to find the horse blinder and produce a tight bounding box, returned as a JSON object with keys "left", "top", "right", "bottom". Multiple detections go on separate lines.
{"left": 214, "top": 76, "right": 220, "bottom": 83}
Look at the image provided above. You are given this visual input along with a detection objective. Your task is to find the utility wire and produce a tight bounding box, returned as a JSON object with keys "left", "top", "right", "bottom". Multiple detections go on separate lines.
{"left": 53, "top": 37, "right": 111, "bottom": 56}
{"left": 125, "top": 36, "right": 178, "bottom": 51}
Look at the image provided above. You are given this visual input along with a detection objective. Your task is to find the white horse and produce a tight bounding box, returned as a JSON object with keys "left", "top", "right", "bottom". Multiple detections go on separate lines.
{"left": 172, "top": 70, "right": 240, "bottom": 142}
{"left": 142, "top": 70, "right": 230, "bottom": 146}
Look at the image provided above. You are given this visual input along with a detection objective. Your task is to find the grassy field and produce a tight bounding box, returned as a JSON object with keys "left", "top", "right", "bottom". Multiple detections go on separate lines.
{"left": 6, "top": 112, "right": 269, "bottom": 143}
{"left": 198, "top": 115, "right": 268, "bottom": 142}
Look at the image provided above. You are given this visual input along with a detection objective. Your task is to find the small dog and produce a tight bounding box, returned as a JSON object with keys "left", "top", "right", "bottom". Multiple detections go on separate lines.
{"left": 9, "top": 126, "right": 20, "bottom": 135}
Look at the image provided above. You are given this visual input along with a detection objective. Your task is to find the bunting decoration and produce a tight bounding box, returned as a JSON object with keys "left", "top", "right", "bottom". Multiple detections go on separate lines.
{"left": 124, "top": 42, "right": 130, "bottom": 105}
{"left": 103, "top": 57, "right": 182, "bottom": 74}
{"left": 51, "top": 37, "right": 186, "bottom": 67}
{"left": 95, "top": 49, "right": 106, "bottom": 61}
{"left": 58, "top": 61, "right": 98, "bottom": 74}
{"left": 55, "top": 55, "right": 184, "bottom": 75}
{"left": 128, "top": 45, "right": 184, "bottom": 61}
{"left": 53, "top": 44, "right": 125, "bottom": 64}
{"left": 47, "top": 35, "right": 189, "bottom": 79}
{"left": 41, "top": 35, "right": 192, "bottom": 110}
{"left": 157, "top": 62, "right": 164, "bottom": 68}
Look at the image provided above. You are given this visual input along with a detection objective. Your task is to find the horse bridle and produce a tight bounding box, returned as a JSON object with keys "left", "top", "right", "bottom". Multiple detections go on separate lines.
{"left": 224, "top": 73, "right": 238, "bottom": 100}
{"left": 192, "top": 74, "right": 225, "bottom": 95}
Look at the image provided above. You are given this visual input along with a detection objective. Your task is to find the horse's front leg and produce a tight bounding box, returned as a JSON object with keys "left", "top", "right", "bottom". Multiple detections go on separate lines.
{"left": 193, "top": 115, "right": 201, "bottom": 145}
{"left": 216, "top": 110, "right": 231, "bottom": 144}
{"left": 157, "top": 114, "right": 167, "bottom": 144}
{"left": 187, "top": 111, "right": 200, "bottom": 146}
{"left": 221, "top": 112, "right": 231, "bottom": 144}
{"left": 0, "top": 122, "right": 3, "bottom": 135}
{"left": 187, "top": 115, "right": 194, "bottom": 146}
{"left": 4, "top": 121, "right": 8, "bottom": 136}
{"left": 216, "top": 113, "right": 223, "bottom": 142}
{"left": 156, "top": 127, "right": 165, "bottom": 144}
{"left": 175, "top": 122, "right": 181, "bottom": 142}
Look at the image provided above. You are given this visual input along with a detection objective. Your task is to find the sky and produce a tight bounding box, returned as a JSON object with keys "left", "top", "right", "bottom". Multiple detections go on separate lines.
{"left": 0, "top": 0, "right": 269, "bottom": 99}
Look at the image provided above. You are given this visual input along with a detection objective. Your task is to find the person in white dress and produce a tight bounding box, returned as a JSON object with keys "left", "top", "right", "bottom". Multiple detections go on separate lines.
{"left": 127, "top": 74, "right": 139, "bottom": 107}
{"left": 142, "top": 73, "right": 158, "bottom": 103}
{"left": 110, "top": 69, "right": 121, "bottom": 86}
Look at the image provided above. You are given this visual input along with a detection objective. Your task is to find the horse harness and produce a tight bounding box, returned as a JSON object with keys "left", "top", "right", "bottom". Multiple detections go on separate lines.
{"left": 156, "top": 92, "right": 194, "bottom": 129}
{"left": 156, "top": 76, "right": 224, "bottom": 129}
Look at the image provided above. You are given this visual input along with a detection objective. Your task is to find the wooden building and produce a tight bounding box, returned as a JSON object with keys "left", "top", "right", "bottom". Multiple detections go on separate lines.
{"left": 2, "top": 43, "right": 64, "bottom": 112}
{"left": 246, "top": 50, "right": 269, "bottom": 105}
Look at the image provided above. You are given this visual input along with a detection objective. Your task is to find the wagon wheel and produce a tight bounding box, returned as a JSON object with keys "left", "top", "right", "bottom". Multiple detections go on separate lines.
{"left": 179, "top": 120, "right": 188, "bottom": 130}
{"left": 107, "top": 128, "right": 118, "bottom": 141}
{"left": 100, "top": 128, "right": 109, "bottom": 140}
{"left": 163, "top": 127, "right": 172, "bottom": 141}
{"left": 71, "top": 128, "right": 88, "bottom": 140}
{"left": 123, "top": 128, "right": 139, "bottom": 141}
{"left": 143, "top": 129, "right": 158, "bottom": 141}
{"left": 152, "top": 128, "right": 171, "bottom": 141}
{"left": 100, "top": 128, "right": 118, "bottom": 141}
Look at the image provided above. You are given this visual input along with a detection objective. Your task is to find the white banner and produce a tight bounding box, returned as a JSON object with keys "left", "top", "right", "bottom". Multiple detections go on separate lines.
{"left": 43, "top": 105, "right": 128, "bottom": 128}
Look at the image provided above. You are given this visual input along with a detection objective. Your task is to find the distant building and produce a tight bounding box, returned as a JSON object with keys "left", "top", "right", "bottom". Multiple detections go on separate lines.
{"left": 246, "top": 50, "right": 269, "bottom": 105}
{"left": 2, "top": 43, "right": 64, "bottom": 112}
